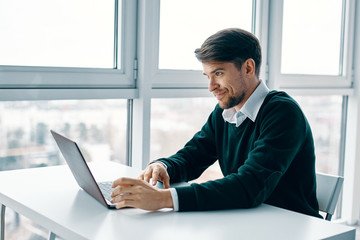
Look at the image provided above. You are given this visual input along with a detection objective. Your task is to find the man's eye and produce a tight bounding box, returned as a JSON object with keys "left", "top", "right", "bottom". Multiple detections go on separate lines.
{"left": 215, "top": 72, "right": 222, "bottom": 76}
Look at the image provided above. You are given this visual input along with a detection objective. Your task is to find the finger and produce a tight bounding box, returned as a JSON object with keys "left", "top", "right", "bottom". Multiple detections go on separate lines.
{"left": 151, "top": 169, "right": 160, "bottom": 185}
{"left": 111, "top": 192, "right": 132, "bottom": 202}
{"left": 163, "top": 175, "right": 171, "bottom": 189}
{"left": 111, "top": 185, "right": 132, "bottom": 198}
{"left": 115, "top": 199, "right": 140, "bottom": 209}
{"left": 143, "top": 168, "right": 152, "bottom": 183}
{"left": 112, "top": 177, "right": 138, "bottom": 188}
{"left": 111, "top": 195, "right": 136, "bottom": 209}
{"left": 138, "top": 172, "right": 145, "bottom": 180}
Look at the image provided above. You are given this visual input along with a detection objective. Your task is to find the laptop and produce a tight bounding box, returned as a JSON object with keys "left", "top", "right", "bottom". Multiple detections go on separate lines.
{"left": 50, "top": 130, "right": 117, "bottom": 209}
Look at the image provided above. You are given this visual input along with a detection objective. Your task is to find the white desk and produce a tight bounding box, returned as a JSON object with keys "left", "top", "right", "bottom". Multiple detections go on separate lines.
{"left": 0, "top": 162, "right": 356, "bottom": 240}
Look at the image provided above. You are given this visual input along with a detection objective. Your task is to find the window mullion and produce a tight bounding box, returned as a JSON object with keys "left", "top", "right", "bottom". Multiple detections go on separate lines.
{"left": 113, "top": 0, "right": 119, "bottom": 69}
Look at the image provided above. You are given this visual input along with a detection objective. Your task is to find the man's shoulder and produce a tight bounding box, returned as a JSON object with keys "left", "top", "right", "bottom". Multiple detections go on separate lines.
{"left": 265, "top": 90, "right": 293, "bottom": 102}
{"left": 263, "top": 90, "right": 300, "bottom": 110}
{"left": 259, "top": 91, "right": 307, "bottom": 125}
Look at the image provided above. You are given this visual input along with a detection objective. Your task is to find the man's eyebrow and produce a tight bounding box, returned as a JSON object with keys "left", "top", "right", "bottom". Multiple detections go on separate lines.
{"left": 203, "top": 68, "right": 224, "bottom": 76}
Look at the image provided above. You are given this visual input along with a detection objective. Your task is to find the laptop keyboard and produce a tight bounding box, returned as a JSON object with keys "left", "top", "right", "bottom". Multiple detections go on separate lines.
{"left": 98, "top": 181, "right": 113, "bottom": 202}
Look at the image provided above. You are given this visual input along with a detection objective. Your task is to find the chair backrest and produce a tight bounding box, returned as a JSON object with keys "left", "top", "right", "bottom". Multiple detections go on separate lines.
{"left": 316, "top": 172, "right": 344, "bottom": 221}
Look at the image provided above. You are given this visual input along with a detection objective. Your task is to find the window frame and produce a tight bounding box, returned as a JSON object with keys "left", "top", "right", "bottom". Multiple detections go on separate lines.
{"left": 150, "top": 0, "right": 256, "bottom": 90}
{"left": 0, "top": 0, "right": 360, "bottom": 225}
{"left": 267, "top": 0, "right": 356, "bottom": 90}
{"left": 0, "top": 0, "right": 138, "bottom": 101}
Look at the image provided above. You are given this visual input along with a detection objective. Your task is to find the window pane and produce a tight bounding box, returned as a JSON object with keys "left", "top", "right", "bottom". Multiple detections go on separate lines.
{"left": 159, "top": 0, "right": 253, "bottom": 70}
{"left": 0, "top": 99, "right": 127, "bottom": 239}
{"left": 151, "top": 98, "right": 223, "bottom": 183}
{"left": 0, "top": 0, "right": 118, "bottom": 68}
{"left": 151, "top": 98, "right": 216, "bottom": 159}
{"left": 293, "top": 95, "right": 342, "bottom": 175}
{"left": 281, "top": 0, "right": 343, "bottom": 75}
{"left": 0, "top": 99, "right": 127, "bottom": 171}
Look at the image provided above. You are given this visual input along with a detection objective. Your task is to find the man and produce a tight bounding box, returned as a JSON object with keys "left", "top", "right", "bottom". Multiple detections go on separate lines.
{"left": 110, "top": 28, "right": 321, "bottom": 218}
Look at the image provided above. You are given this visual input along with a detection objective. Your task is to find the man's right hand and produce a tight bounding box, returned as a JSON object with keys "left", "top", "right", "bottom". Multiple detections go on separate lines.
{"left": 138, "top": 162, "right": 170, "bottom": 189}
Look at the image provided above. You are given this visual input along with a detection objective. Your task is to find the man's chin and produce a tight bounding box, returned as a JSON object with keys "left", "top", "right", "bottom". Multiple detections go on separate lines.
{"left": 218, "top": 101, "right": 229, "bottom": 109}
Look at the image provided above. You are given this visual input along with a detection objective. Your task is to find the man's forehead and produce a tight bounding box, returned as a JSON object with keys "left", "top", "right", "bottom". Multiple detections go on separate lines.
{"left": 202, "top": 61, "right": 233, "bottom": 74}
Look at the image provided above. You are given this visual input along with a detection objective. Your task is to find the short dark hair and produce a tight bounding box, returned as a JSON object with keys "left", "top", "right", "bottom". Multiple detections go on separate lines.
{"left": 195, "top": 28, "right": 262, "bottom": 77}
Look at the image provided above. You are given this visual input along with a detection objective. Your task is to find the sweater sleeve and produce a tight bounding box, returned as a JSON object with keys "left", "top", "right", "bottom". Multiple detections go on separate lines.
{"left": 174, "top": 96, "right": 313, "bottom": 211}
{"left": 157, "top": 106, "right": 221, "bottom": 183}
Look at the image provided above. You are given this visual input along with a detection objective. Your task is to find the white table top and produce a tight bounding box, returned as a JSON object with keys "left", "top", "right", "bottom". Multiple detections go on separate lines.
{"left": 0, "top": 161, "right": 355, "bottom": 240}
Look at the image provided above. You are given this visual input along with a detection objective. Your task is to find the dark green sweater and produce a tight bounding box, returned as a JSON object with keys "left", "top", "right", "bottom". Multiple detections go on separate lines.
{"left": 158, "top": 91, "right": 321, "bottom": 218}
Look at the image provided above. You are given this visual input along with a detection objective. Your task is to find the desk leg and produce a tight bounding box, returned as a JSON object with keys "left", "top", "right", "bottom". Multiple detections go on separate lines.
{"left": 0, "top": 204, "right": 5, "bottom": 240}
{"left": 48, "top": 231, "right": 57, "bottom": 240}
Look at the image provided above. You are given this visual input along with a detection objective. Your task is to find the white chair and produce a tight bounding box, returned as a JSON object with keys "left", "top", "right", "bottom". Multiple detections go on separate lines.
{"left": 316, "top": 172, "right": 344, "bottom": 221}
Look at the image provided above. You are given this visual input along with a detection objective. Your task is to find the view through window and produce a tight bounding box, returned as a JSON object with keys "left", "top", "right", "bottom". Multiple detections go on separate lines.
{"left": 151, "top": 98, "right": 223, "bottom": 183}
{"left": 281, "top": 0, "right": 343, "bottom": 75}
{"left": 159, "top": 0, "right": 252, "bottom": 70}
{"left": 0, "top": 100, "right": 127, "bottom": 169}
{"left": 293, "top": 95, "right": 343, "bottom": 175}
{"left": 0, "top": 99, "right": 127, "bottom": 239}
{"left": 0, "top": 0, "right": 119, "bottom": 68}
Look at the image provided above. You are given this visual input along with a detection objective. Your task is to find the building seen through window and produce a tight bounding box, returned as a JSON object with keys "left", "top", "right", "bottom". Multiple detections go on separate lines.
{"left": 0, "top": 100, "right": 127, "bottom": 171}
{"left": 0, "top": 100, "right": 128, "bottom": 238}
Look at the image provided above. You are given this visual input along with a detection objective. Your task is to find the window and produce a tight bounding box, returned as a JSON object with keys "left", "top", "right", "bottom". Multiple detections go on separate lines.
{"left": 269, "top": 0, "right": 354, "bottom": 89}
{"left": 0, "top": 0, "right": 359, "bottom": 229}
{"left": 281, "top": 0, "right": 344, "bottom": 75}
{"left": 0, "top": 99, "right": 128, "bottom": 239}
{"left": 0, "top": 0, "right": 136, "bottom": 89}
{"left": 293, "top": 95, "right": 346, "bottom": 219}
{"left": 293, "top": 95, "right": 343, "bottom": 175}
{"left": 159, "top": 0, "right": 253, "bottom": 70}
{"left": 0, "top": 0, "right": 117, "bottom": 68}
{"left": 0, "top": 99, "right": 128, "bottom": 171}
{"left": 151, "top": 97, "right": 222, "bottom": 182}
{"left": 152, "top": 0, "right": 254, "bottom": 89}
{"left": 151, "top": 98, "right": 217, "bottom": 159}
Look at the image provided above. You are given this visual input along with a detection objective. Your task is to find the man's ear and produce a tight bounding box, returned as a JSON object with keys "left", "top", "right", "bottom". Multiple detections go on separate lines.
{"left": 244, "top": 59, "right": 256, "bottom": 77}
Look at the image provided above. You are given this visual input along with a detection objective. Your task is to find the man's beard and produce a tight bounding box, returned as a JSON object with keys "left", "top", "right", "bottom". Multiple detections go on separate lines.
{"left": 220, "top": 92, "right": 245, "bottom": 109}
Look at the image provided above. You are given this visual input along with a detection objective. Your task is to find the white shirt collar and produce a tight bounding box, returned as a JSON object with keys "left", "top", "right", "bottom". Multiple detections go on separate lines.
{"left": 222, "top": 80, "right": 270, "bottom": 127}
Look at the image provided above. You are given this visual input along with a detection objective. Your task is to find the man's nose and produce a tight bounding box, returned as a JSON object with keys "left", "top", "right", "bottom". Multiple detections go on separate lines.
{"left": 208, "top": 77, "right": 218, "bottom": 92}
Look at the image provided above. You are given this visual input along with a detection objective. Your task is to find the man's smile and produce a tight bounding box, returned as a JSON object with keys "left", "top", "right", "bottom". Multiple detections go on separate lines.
{"left": 214, "top": 90, "right": 227, "bottom": 100}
